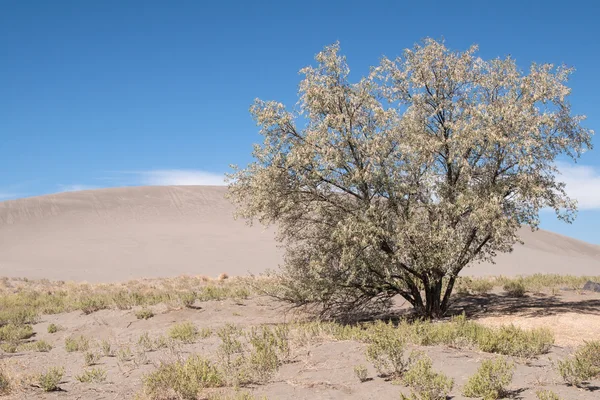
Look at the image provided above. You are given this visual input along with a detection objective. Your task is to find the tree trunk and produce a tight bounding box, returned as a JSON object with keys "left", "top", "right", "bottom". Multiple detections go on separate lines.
{"left": 423, "top": 278, "right": 447, "bottom": 319}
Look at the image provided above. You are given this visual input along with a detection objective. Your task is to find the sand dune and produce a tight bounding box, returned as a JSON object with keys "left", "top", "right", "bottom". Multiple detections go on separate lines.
{"left": 0, "top": 185, "right": 598, "bottom": 282}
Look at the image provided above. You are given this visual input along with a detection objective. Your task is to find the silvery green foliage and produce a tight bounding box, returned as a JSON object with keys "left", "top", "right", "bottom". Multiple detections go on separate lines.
{"left": 228, "top": 39, "right": 593, "bottom": 318}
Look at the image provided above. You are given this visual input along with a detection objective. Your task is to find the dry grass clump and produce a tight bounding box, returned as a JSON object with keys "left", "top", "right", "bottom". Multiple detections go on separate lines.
{"left": 556, "top": 340, "right": 600, "bottom": 387}
{"left": 38, "top": 366, "right": 64, "bottom": 392}
{"left": 141, "top": 355, "right": 223, "bottom": 400}
{"left": 536, "top": 389, "right": 562, "bottom": 400}
{"left": 502, "top": 280, "right": 526, "bottom": 297}
{"left": 0, "top": 366, "right": 12, "bottom": 395}
{"left": 353, "top": 364, "right": 369, "bottom": 382}
{"left": 462, "top": 357, "right": 514, "bottom": 400}
{"left": 47, "top": 323, "right": 60, "bottom": 333}
{"left": 454, "top": 274, "right": 600, "bottom": 296}
{"left": 76, "top": 367, "right": 107, "bottom": 383}
{"left": 401, "top": 354, "right": 454, "bottom": 400}
{"left": 168, "top": 321, "right": 199, "bottom": 343}
{"left": 84, "top": 351, "right": 101, "bottom": 366}
{"left": 135, "top": 307, "right": 155, "bottom": 320}
{"left": 365, "top": 321, "right": 410, "bottom": 378}
{"left": 65, "top": 335, "right": 91, "bottom": 352}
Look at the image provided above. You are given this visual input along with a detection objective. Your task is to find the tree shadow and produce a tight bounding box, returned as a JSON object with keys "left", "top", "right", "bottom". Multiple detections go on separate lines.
{"left": 449, "top": 292, "right": 600, "bottom": 319}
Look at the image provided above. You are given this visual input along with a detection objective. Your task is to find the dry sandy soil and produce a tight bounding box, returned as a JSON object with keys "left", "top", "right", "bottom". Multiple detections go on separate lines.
{"left": 1, "top": 186, "right": 600, "bottom": 399}
{"left": 1, "top": 287, "right": 599, "bottom": 400}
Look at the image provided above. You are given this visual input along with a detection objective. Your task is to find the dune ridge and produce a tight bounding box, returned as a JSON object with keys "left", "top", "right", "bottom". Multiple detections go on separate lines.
{"left": 0, "top": 185, "right": 598, "bottom": 282}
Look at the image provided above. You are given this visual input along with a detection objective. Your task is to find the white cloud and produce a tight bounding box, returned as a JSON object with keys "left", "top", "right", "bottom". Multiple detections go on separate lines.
{"left": 134, "top": 170, "right": 226, "bottom": 186}
{"left": 558, "top": 162, "right": 600, "bottom": 210}
{"left": 57, "top": 184, "right": 98, "bottom": 193}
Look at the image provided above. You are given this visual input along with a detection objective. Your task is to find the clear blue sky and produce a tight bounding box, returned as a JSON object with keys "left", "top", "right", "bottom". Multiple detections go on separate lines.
{"left": 1, "top": 0, "right": 599, "bottom": 243}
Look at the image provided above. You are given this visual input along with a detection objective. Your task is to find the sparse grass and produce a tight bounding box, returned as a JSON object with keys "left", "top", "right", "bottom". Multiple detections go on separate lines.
{"left": 117, "top": 346, "right": 134, "bottom": 363}
{"left": 141, "top": 355, "right": 223, "bottom": 400}
{"left": 354, "top": 364, "right": 368, "bottom": 382}
{"left": 47, "top": 323, "right": 60, "bottom": 333}
{"left": 84, "top": 351, "right": 101, "bottom": 366}
{"left": 168, "top": 321, "right": 199, "bottom": 343}
{"left": 0, "top": 323, "right": 34, "bottom": 343}
{"left": 401, "top": 354, "right": 454, "bottom": 400}
{"left": 135, "top": 308, "right": 154, "bottom": 320}
{"left": 65, "top": 335, "right": 90, "bottom": 352}
{"left": 536, "top": 389, "right": 562, "bottom": 400}
{"left": 101, "top": 340, "right": 114, "bottom": 357}
{"left": 199, "top": 327, "right": 212, "bottom": 339}
{"left": 0, "top": 367, "right": 11, "bottom": 395}
{"left": 179, "top": 291, "right": 196, "bottom": 308}
{"left": 38, "top": 366, "right": 64, "bottom": 392}
{"left": 462, "top": 357, "right": 515, "bottom": 400}
{"left": 76, "top": 367, "right": 107, "bottom": 383}
{"left": 365, "top": 321, "right": 410, "bottom": 378}
{"left": 19, "top": 340, "right": 53, "bottom": 352}
{"left": 556, "top": 340, "right": 600, "bottom": 387}
{"left": 503, "top": 280, "right": 526, "bottom": 297}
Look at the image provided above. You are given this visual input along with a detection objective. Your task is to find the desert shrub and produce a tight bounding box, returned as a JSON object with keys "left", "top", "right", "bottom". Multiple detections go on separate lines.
{"left": 556, "top": 340, "right": 600, "bottom": 386}
{"left": 400, "top": 354, "right": 453, "bottom": 400}
{"left": 78, "top": 296, "right": 108, "bottom": 314}
{"left": 0, "top": 323, "right": 34, "bottom": 343}
{"left": 462, "top": 357, "right": 515, "bottom": 400}
{"left": 179, "top": 292, "right": 196, "bottom": 308}
{"left": 354, "top": 364, "right": 368, "bottom": 382}
{"left": 365, "top": 321, "right": 410, "bottom": 377}
{"left": 245, "top": 327, "right": 284, "bottom": 384}
{"left": 135, "top": 308, "right": 154, "bottom": 320}
{"left": 142, "top": 355, "right": 223, "bottom": 400}
{"left": 216, "top": 324, "right": 246, "bottom": 385}
{"left": 476, "top": 325, "right": 554, "bottom": 358}
{"left": 65, "top": 335, "right": 90, "bottom": 352}
{"left": 199, "top": 327, "right": 212, "bottom": 339}
{"left": 84, "top": 351, "right": 101, "bottom": 366}
{"left": 100, "top": 340, "right": 114, "bottom": 357}
{"left": 168, "top": 322, "right": 199, "bottom": 343}
{"left": 117, "top": 346, "right": 134, "bottom": 362}
{"left": 22, "top": 340, "right": 52, "bottom": 352}
{"left": 0, "top": 307, "right": 39, "bottom": 326}
{"left": 0, "top": 367, "right": 11, "bottom": 395}
{"left": 503, "top": 280, "right": 526, "bottom": 297}
{"left": 535, "top": 389, "right": 561, "bottom": 400}
{"left": 38, "top": 366, "right": 64, "bottom": 392}
{"left": 76, "top": 367, "right": 107, "bottom": 383}
{"left": 47, "top": 323, "right": 59, "bottom": 333}
{"left": 0, "top": 343, "right": 17, "bottom": 353}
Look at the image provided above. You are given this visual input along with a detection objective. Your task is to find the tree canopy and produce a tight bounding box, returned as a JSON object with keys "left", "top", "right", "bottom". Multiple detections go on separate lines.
{"left": 227, "top": 39, "right": 593, "bottom": 318}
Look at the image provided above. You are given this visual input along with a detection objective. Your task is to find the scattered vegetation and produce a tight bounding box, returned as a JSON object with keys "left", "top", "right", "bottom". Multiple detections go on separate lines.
{"left": 365, "top": 322, "right": 410, "bottom": 377}
{"left": 141, "top": 355, "right": 223, "bottom": 400}
{"left": 101, "top": 339, "right": 114, "bottom": 357}
{"left": 536, "top": 389, "right": 562, "bottom": 400}
{"left": 47, "top": 323, "right": 60, "bottom": 333}
{"left": 84, "top": 351, "right": 101, "bottom": 366}
{"left": 401, "top": 354, "right": 454, "bottom": 400}
{"left": 168, "top": 321, "right": 199, "bottom": 343}
{"left": 354, "top": 364, "right": 368, "bottom": 382}
{"left": 0, "top": 367, "right": 11, "bottom": 395}
{"left": 503, "top": 280, "right": 527, "bottom": 297}
{"left": 38, "top": 366, "right": 64, "bottom": 392}
{"left": 135, "top": 307, "right": 154, "bottom": 320}
{"left": 76, "top": 367, "right": 107, "bottom": 383}
{"left": 462, "top": 358, "right": 515, "bottom": 400}
{"left": 556, "top": 340, "right": 600, "bottom": 387}
{"left": 65, "top": 335, "right": 90, "bottom": 352}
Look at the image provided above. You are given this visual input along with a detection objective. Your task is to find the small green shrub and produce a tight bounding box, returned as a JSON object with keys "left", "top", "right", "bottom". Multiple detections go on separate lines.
{"left": 199, "top": 327, "right": 212, "bottom": 339}
{"left": 32, "top": 340, "right": 53, "bottom": 352}
{"left": 477, "top": 325, "right": 554, "bottom": 358}
{"left": 401, "top": 355, "right": 454, "bottom": 400}
{"left": 462, "top": 357, "right": 514, "bottom": 400}
{"left": 535, "top": 389, "right": 561, "bottom": 400}
{"left": 47, "top": 323, "right": 60, "bottom": 334}
{"left": 179, "top": 292, "right": 196, "bottom": 308}
{"left": 38, "top": 366, "right": 64, "bottom": 392}
{"left": 0, "top": 324, "right": 34, "bottom": 343}
{"left": 246, "top": 327, "right": 282, "bottom": 384}
{"left": 101, "top": 340, "right": 114, "bottom": 357}
{"left": 556, "top": 340, "right": 600, "bottom": 386}
{"left": 168, "top": 322, "right": 199, "bottom": 343}
{"left": 142, "top": 355, "right": 223, "bottom": 399}
{"left": 84, "top": 351, "right": 101, "bottom": 366}
{"left": 78, "top": 296, "right": 108, "bottom": 314}
{"left": 135, "top": 308, "right": 154, "bottom": 320}
{"left": 503, "top": 280, "right": 526, "bottom": 297}
{"left": 365, "top": 321, "right": 409, "bottom": 377}
{"left": 354, "top": 364, "right": 369, "bottom": 382}
{"left": 0, "top": 367, "right": 11, "bottom": 395}
{"left": 65, "top": 335, "right": 90, "bottom": 352}
{"left": 76, "top": 367, "right": 107, "bottom": 383}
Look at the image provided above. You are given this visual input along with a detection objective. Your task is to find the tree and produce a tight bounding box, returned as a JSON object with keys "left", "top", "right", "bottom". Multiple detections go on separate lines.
{"left": 227, "top": 39, "right": 593, "bottom": 319}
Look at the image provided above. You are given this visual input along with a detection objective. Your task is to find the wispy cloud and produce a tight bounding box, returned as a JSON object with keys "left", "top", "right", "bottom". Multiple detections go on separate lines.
{"left": 57, "top": 184, "right": 98, "bottom": 193}
{"left": 558, "top": 162, "right": 600, "bottom": 210}
{"left": 131, "top": 170, "right": 226, "bottom": 186}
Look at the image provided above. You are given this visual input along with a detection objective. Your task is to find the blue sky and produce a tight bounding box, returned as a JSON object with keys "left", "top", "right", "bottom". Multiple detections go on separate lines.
{"left": 1, "top": 0, "right": 599, "bottom": 243}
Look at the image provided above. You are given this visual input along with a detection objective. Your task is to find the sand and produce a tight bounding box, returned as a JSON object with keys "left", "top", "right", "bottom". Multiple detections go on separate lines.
{"left": 0, "top": 185, "right": 599, "bottom": 282}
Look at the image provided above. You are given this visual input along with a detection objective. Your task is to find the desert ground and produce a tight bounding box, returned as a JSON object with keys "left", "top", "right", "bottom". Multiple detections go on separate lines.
{"left": 1, "top": 186, "right": 600, "bottom": 399}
